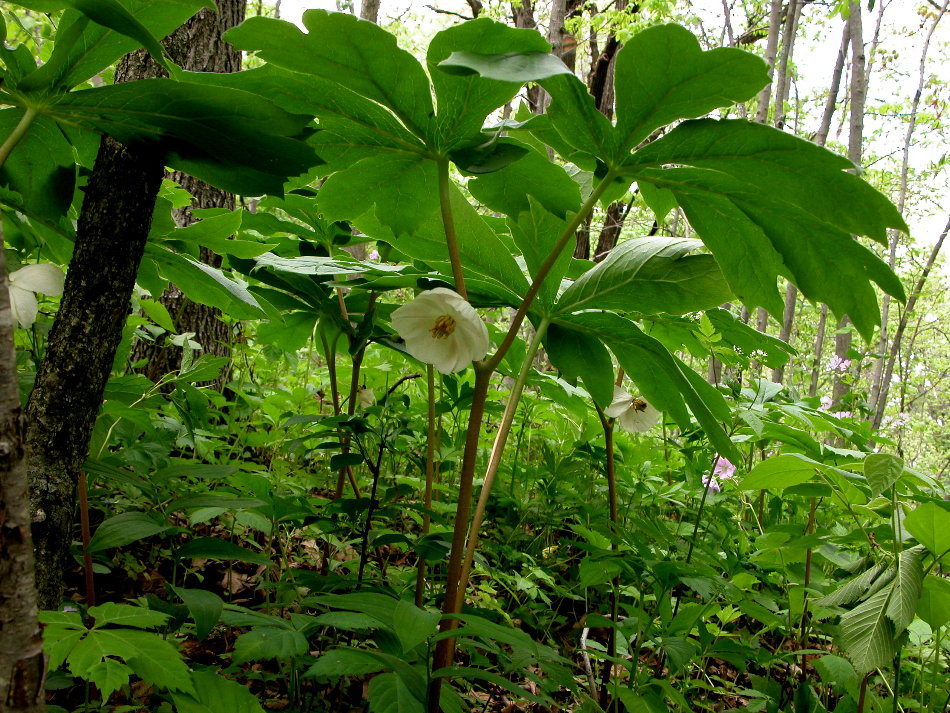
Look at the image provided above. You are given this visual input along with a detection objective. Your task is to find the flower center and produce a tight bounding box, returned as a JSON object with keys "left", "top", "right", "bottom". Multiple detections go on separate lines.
{"left": 429, "top": 314, "right": 457, "bottom": 339}
{"left": 631, "top": 398, "right": 648, "bottom": 412}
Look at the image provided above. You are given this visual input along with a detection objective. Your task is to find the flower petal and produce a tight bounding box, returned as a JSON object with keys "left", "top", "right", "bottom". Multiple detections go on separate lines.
{"left": 10, "top": 263, "right": 65, "bottom": 296}
{"left": 9, "top": 286, "right": 38, "bottom": 328}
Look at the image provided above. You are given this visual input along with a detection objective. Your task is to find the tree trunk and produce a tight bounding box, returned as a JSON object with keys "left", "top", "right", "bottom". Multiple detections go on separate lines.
{"left": 754, "top": 0, "right": 783, "bottom": 123}
{"left": 831, "top": 0, "right": 866, "bottom": 410}
{"left": 131, "top": 1, "right": 245, "bottom": 384}
{"left": 26, "top": 48, "right": 167, "bottom": 609}
{"left": 360, "top": 0, "right": 380, "bottom": 22}
{"left": 0, "top": 232, "right": 45, "bottom": 713}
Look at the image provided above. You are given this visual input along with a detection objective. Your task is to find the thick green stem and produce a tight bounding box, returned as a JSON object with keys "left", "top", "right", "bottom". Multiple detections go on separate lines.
{"left": 453, "top": 318, "right": 550, "bottom": 612}
{"left": 437, "top": 159, "right": 467, "bottom": 299}
{"left": 484, "top": 173, "right": 615, "bottom": 373}
{"left": 0, "top": 107, "right": 37, "bottom": 171}
{"left": 415, "top": 365, "right": 437, "bottom": 607}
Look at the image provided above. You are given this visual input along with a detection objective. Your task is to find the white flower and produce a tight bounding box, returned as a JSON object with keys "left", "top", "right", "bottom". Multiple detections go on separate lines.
{"left": 603, "top": 386, "right": 661, "bottom": 433}
{"left": 8, "top": 263, "right": 65, "bottom": 328}
{"left": 390, "top": 288, "right": 490, "bottom": 374}
{"left": 357, "top": 386, "right": 375, "bottom": 408}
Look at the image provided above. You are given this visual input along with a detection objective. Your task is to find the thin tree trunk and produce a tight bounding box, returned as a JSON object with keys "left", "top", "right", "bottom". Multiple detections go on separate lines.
{"left": 831, "top": 0, "right": 866, "bottom": 410}
{"left": 131, "top": 1, "right": 245, "bottom": 384}
{"left": 360, "top": 0, "right": 380, "bottom": 22}
{"left": 754, "top": 0, "right": 784, "bottom": 123}
{"left": 808, "top": 304, "right": 828, "bottom": 397}
{"left": 772, "top": 0, "right": 801, "bottom": 131}
{"left": 872, "top": 217, "right": 949, "bottom": 428}
{"left": 0, "top": 229, "right": 45, "bottom": 713}
{"left": 26, "top": 49, "right": 167, "bottom": 609}
{"left": 511, "top": 1, "right": 544, "bottom": 112}
{"left": 869, "top": 1, "right": 947, "bottom": 412}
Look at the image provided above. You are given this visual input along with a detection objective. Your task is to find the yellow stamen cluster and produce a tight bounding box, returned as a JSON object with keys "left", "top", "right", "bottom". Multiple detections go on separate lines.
{"left": 429, "top": 314, "right": 457, "bottom": 339}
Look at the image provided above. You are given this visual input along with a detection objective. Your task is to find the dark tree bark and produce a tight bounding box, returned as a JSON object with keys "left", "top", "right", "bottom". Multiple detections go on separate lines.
{"left": 132, "top": 1, "right": 246, "bottom": 383}
{"left": 0, "top": 237, "right": 45, "bottom": 713}
{"left": 360, "top": 0, "right": 380, "bottom": 22}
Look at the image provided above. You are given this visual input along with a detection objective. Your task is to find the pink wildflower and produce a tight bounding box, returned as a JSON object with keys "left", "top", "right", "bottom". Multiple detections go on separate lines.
{"left": 828, "top": 355, "right": 851, "bottom": 372}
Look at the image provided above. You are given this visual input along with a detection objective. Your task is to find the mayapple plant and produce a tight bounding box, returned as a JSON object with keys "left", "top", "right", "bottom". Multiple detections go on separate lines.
{"left": 219, "top": 10, "right": 906, "bottom": 711}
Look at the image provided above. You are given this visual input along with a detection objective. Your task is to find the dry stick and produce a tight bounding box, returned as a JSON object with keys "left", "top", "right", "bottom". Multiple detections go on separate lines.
{"left": 415, "top": 365, "right": 438, "bottom": 607}
{"left": 872, "top": 217, "right": 949, "bottom": 428}
{"left": 869, "top": 0, "right": 948, "bottom": 413}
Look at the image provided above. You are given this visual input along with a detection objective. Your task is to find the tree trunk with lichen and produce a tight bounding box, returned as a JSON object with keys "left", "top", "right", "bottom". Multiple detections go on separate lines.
{"left": 0, "top": 234, "right": 45, "bottom": 713}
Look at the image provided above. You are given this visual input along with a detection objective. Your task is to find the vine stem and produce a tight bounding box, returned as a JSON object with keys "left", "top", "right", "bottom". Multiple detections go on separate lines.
{"left": 427, "top": 173, "right": 616, "bottom": 713}
{"left": 0, "top": 107, "right": 37, "bottom": 171}
{"left": 452, "top": 317, "right": 550, "bottom": 613}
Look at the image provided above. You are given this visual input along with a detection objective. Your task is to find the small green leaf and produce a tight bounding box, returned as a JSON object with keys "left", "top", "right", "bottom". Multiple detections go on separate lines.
{"left": 904, "top": 501, "right": 950, "bottom": 557}
{"left": 367, "top": 671, "right": 424, "bottom": 713}
{"left": 85, "top": 659, "right": 131, "bottom": 700}
{"left": 864, "top": 453, "right": 904, "bottom": 496}
{"left": 306, "top": 648, "right": 388, "bottom": 679}
{"left": 176, "top": 537, "right": 272, "bottom": 566}
{"left": 231, "top": 627, "right": 308, "bottom": 664}
{"left": 87, "top": 512, "right": 170, "bottom": 552}
{"left": 60, "top": 0, "right": 176, "bottom": 71}
{"left": 738, "top": 454, "right": 820, "bottom": 491}
{"left": 172, "top": 587, "right": 224, "bottom": 641}
{"left": 917, "top": 575, "right": 950, "bottom": 629}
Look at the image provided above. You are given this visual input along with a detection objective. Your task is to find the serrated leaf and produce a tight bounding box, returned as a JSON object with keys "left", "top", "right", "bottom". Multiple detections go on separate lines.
{"left": 87, "top": 511, "right": 170, "bottom": 552}
{"left": 864, "top": 453, "right": 904, "bottom": 496}
{"left": 88, "top": 603, "right": 169, "bottom": 629}
{"left": 904, "top": 501, "right": 950, "bottom": 557}
{"left": 738, "top": 454, "right": 820, "bottom": 491}
{"left": 231, "top": 627, "right": 308, "bottom": 664}
{"left": 554, "top": 237, "right": 732, "bottom": 317}
{"left": 839, "top": 582, "right": 897, "bottom": 673}
{"left": 118, "top": 630, "right": 194, "bottom": 694}
{"left": 816, "top": 563, "right": 890, "bottom": 607}
{"left": 172, "top": 670, "right": 266, "bottom": 713}
{"left": 85, "top": 659, "right": 132, "bottom": 701}
{"left": 885, "top": 547, "right": 924, "bottom": 632}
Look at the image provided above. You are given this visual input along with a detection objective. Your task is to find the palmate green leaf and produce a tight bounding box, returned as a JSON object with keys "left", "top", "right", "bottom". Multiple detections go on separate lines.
{"left": 88, "top": 603, "right": 169, "bottom": 629}
{"left": 427, "top": 18, "right": 556, "bottom": 150}
{"left": 306, "top": 648, "right": 388, "bottom": 678}
{"left": 172, "top": 670, "right": 266, "bottom": 713}
{"left": 226, "top": 12, "right": 433, "bottom": 138}
{"left": 45, "top": 79, "right": 318, "bottom": 196}
{"left": 554, "top": 237, "right": 732, "bottom": 317}
{"left": 555, "top": 311, "right": 739, "bottom": 463}
{"left": 903, "top": 501, "right": 950, "bottom": 557}
{"left": 16, "top": 0, "right": 205, "bottom": 91}
{"left": 0, "top": 111, "right": 75, "bottom": 219}
{"left": 613, "top": 24, "right": 768, "bottom": 153}
{"left": 624, "top": 120, "right": 905, "bottom": 337}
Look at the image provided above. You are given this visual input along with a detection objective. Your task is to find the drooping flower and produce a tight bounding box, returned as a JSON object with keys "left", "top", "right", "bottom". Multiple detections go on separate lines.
{"left": 604, "top": 386, "right": 661, "bottom": 433}
{"left": 8, "top": 263, "right": 65, "bottom": 328}
{"left": 819, "top": 395, "right": 833, "bottom": 411}
{"left": 703, "top": 455, "right": 736, "bottom": 493}
{"left": 357, "top": 386, "right": 375, "bottom": 409}
{"left": 390, "top": 288, "right": 490, "bottom": 374}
